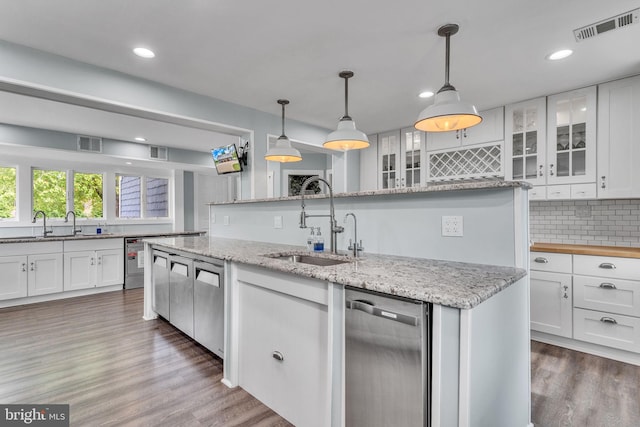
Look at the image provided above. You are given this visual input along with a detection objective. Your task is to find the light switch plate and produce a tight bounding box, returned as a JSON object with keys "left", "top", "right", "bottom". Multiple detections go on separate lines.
{"left": 442, "top": 216, "right": 463, "bottom": 237}
{"left": 274, "top": 215, "right": 283, "bottom": 229}
{"left": 223, "top": 215, "right": 230, "bottom": 226}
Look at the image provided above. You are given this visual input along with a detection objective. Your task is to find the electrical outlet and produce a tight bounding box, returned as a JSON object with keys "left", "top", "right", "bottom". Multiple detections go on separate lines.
{"left": 223, "top": 215, "right": 230, "bottom": 226}
{"left": 274, "top": 215, "right": 283, "bottom": 229}
{"left": 442, "top": 216, "right": 463, "bottom": 237}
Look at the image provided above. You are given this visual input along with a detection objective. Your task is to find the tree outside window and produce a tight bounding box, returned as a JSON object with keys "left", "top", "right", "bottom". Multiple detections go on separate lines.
{"left": 0, "top": 167, "right": 16, "bottom": 219}
{"left": 74, "top": 172, "right": 103, "bottom": 218}
{"left": 32, "top": 169, "right": 66, "bottom": 218}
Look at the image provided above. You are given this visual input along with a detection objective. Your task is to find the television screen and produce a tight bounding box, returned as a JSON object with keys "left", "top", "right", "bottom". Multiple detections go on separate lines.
{"left": 212, "top": 144, "right": 243, "bottom": 174}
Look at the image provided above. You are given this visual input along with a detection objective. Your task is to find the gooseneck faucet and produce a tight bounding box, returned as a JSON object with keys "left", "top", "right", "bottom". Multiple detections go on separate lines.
{"left": 344, "top": 212, "right": 364, "bottom": 258}
{"left": 299, "top": 176, "right": 344, "bottom": 254}
{"left": 32, "top": 210, "right": 52, "bottom": 237}
{"left": 65, "top": 211, "right": 81, "bottom": 236}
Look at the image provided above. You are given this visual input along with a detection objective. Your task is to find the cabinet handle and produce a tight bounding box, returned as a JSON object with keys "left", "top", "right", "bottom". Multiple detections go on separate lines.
{"left": 98, "top": 257, "right": 102, "bottom": 265}
{"left": 21, "top": 263, "right": 27, "bottom": 272}
{"left": 534, "top": 257, "right": 549, "bottom": 264}
{"left": 90, "top": 257, "right": 95, "bottom": 266}
{"left": 599, "top": 263, "right": 616, "bottom": 270}
{"left": 272, "top": 351, "right": 284, "bottom": 362}
{"left": 29, "top": 262, "right": 35, "bottom": 271}
{"left": 539, "top": 165, "right": 544, "bottom": 177}
{"left": 562, "top": 285, "right": 569, "bottom": 299}
{"left": 600, "top": 317, "right": 618, "bottom": 325}
{"left": 462, "top": 129, "right": 467, "bottom": 138}
{"left": 549, "top": 164, "right": 554, "bottom": 176}
{"left": 456, "top": 130, "right": 460, "bottom": 140}
{"left": 599, "top": 282, "right": 617, "bottom": 290}
{"left": 601, "top": 176, "right": 606, "bottom": 189}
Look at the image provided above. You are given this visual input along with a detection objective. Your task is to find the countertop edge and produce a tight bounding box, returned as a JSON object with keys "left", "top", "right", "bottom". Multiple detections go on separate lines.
{"left": 0, "top": 231, "right": 205, "bottom": 244}
{"left": 531, "top": 243, "right": 640, "bottom": 259}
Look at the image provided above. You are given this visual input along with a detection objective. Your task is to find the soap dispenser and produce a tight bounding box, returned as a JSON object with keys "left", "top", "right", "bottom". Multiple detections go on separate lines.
{"left": 314, "top": 227, "right": 324, "bottom": 252}
{"left": 307, "top": 227, "right": 316, "bottom": 251}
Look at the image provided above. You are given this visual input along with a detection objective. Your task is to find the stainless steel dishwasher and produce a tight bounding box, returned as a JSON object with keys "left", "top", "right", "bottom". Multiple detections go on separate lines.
{"left": 193, "top": 259, "right": 224, "bottom": 358}
{"left": 345, "top": 287, "right": 430, "bottom": 427}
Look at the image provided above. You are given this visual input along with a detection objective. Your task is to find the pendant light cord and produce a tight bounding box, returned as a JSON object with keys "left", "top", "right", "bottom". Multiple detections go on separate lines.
{"left": 277, "top": 99, "right": 289, "bottom": 138}
{"left": 437, "top": 24, "right": 458, "bottom": 93}
{"left": 343, "top": 75, "right": 350, "bottom": 120}
{"left": 281, "top": 102, "right": 286, "bottom": 137}
{"left": 444, "top": 32, "right": 450, "bottom": 88}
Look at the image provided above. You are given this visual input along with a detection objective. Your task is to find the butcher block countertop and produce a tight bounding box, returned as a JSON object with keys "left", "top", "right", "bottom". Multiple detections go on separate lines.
{"left": 531, "top": 243, "right": 640, "bottom": 259}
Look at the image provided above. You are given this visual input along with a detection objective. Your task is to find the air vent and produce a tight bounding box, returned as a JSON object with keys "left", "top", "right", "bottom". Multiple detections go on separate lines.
{"left": 574, "top": 8, "right": 639, "bottom": 42}
{"left": 77, "top": 135, "right": 103, "bottom": 153}
{"left": 149, "top": 145, "right": 168, "bottom": 161}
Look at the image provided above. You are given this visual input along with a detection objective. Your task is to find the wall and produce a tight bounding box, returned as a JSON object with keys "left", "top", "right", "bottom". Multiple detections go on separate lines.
{"left": 530, "top": 199, "right": 640, "bottom": 247}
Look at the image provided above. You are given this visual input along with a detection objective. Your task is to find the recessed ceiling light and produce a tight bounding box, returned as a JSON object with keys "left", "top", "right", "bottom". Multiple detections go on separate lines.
{"left": 418, "top": 91, "right": 435, "bottom": 99}
{"left": 133, "top": 47, "right": 155, "bottom": 59}
{"left": 125, "top": 161, "right": 133, "bottom": 165}
{"left": 547, "top": 49, "right": 573, "bottom": 61}
{"left": 134, "top": 137, "right": 147, "bottom": 142}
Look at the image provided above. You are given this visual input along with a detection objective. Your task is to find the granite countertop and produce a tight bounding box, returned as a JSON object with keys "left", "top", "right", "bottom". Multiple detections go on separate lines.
{"left": 209, "top": 180, "right": 531, "bottom": 205}
{"left": 531, "top": 242, "right": 640, "bottom": 259}
{"left": 0, "top": 231, "right": 205, "bottom": 244}
{"left": 145, "top": 236, "right": 527, "bottom": 310}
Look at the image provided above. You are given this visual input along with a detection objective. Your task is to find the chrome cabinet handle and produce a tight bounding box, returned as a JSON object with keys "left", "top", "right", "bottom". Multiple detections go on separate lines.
{"left": 534, "top": 257, "right": 549, "bottom": 264}
{"left": 599, "top": 283, "right": 617, "bottom": 290}
{"left": 549, "top": 164, "right": 554, "bottom": 176}
{"left": 90, "top": 257, "right": 95, "bottom": 266}
{"left": 98, "top": 257, "right": 102, "bottom": 265}
{"left": 29, "top": 262, "right": 35, "bottom": 271}
{"left": 562, "top": 285, "right": 569, "bottom": 299}
{"left": 599, "top": 263, "right": 616, "bottom": 270}
{"left": 600, "top": 317, "right": 618, "bottom": 325}
{"left": 272, "top": 351, "right": 284, "bottom": 362}
{"left": 21, "top": 263, "right": 27, "bottom": 272}
{"left": 462, "top": 129, "right": 467, "bottom": 138}
{"left": 601, "top": 176, "right": 606, "bottom": 189}
{"left": 456, "top": 130, "right": 460, "bottom": 139}
{"left": 539, "top": 165, "right": 544, "bottom": 177}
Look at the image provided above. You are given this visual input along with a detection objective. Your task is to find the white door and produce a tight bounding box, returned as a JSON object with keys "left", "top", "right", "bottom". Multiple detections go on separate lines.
{"left": 378, "top": 130, "right": 401, "bottom": 189}
{"left": 28, "top": 253, "right": 63, "bottom": 296}
{"left": 401, "top": 128, "right": 425, "bottom": 187}
{"left": 64, "top": 251, "right": 95, "bottom": 290}
{"left": 505, "top": 97, "right": 547, "bottom": 186}
{"left": 96, "top": 249, "right": 124, "bottom": 287}
{"left": 530, "top": 271, "right": 572, "bottom": 338}
{"left": 0, "top": 255, "right": 28, "bottom": 300}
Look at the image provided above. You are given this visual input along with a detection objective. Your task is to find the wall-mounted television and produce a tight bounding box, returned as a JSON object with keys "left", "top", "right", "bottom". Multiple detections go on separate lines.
{"left": 212, "top": 144, "right": 243, "bottom": 175}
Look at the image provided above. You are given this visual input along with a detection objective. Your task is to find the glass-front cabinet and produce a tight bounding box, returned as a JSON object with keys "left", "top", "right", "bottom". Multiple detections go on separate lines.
{"left": 505, "top": 97, "right": 547, "bottom": 187}
{"left": 546, "top": 86, "right": 597, "bottom": 185}
{"left": 377, "top": 128, "right": 424, "bottom": 189}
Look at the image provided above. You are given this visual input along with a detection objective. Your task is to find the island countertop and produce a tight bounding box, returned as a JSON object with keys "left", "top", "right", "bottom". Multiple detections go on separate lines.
{"left": 145, "top": 235, "right": 527, "bottom": 310}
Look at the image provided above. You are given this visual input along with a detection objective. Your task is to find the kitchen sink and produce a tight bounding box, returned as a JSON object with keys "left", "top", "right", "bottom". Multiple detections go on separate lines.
{"left": 266, "top": 253, "right": 352, "bottom": 267}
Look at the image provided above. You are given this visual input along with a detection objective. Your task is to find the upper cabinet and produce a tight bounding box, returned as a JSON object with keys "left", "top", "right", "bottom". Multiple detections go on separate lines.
{"left": 377, "top": 128, "right": 425, "bottom": 189}
{"left": 597, "top": 75, "right": 640, "bottom": 199}
{"left": 426, "top": 107, "right": 504, "bottom": 152}
{"left": 546, "top": 86, "right": 597, "bottom": 185}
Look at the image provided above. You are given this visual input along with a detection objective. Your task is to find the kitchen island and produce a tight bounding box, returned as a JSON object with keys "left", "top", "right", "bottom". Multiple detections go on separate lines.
{"left": 144, "top": 180, "right": 532, "bottom": 427}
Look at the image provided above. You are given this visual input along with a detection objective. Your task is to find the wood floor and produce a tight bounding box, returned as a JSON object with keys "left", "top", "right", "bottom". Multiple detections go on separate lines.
{"left": 2, "top": 290, "right": 640, "bottom": 427}
{"left": 0, "top": 289, "right": 292, "bottom": 427}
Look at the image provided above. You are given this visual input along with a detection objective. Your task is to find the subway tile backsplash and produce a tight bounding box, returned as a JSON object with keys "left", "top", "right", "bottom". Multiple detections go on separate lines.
{"left": 530, "top": 199, "right": 640, "bottom": 247}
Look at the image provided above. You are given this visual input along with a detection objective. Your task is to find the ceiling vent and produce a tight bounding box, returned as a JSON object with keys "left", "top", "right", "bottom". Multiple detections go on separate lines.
{"left": 574, "top": 8, "right": 639, "bottom": 42}
{"left": 149, "top": 145, "right": 168, "bottom": 161}
{"left": 77, "top": 135, "right": 102, "bottom": 153}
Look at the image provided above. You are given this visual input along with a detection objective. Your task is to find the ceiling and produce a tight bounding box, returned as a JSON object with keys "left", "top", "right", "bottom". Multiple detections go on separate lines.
{"left": 0, "top": 0, "right": 639, "bottom": 136}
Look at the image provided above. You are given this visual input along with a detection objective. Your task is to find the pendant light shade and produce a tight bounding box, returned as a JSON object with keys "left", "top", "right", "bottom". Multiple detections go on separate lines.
{"left": 265, "top": 99, "right": 302, "bottom": 163}
{"left": 415, "top": 24, "right": 482, "bottom": 133}
{"left": 324, "top": 71, "right": 370, "bottom": 151}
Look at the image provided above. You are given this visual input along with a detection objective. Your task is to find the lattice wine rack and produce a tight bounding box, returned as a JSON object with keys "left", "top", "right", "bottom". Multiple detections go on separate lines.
{"left": 428, "top": 143, "right": 503, "bottom": 181}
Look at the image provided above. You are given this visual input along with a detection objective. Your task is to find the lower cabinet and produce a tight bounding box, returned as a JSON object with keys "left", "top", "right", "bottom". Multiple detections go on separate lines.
{"left": 63, "top": 239, "right": 124, "bottom": 291}
{"left": 530, "top": 270, "right": 573, "bottom": 338}
{"left": 169, "top": 256, "right": 194, "bottom": 337}
{"left": 0, "top": 242, "right": 64, "bottom": 300}
{"left": 152, "top": 250, "right": 170, "bottom": 319}
{"left": 0, "top": 256, "right": 28, "bottom": 300}
{"left": 573, "top": 308, "right": 640, "bottom": 353}
{"left": 237, "top": 267, "right": 329, "bottom": 427}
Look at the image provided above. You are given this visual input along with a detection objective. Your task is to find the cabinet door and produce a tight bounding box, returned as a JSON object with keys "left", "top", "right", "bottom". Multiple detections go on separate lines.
{"left": 64, "top": 251, "right": 95, "bottom": 290}
{"left": 401, "top": 128, "right": 425, "bottom": 188}
{"left": 530, "top": 271, "right": 572, "bottom": 337}
{"left": 169, "top": 257, "right": 194, "bottom": 337}
{"left": 505, "top": 97, "right": 546, "bottom": 186}
{"left": 378, "top": 130, "right": 401, "bottom": 189}
{"left": 152, "top": 252, "right": 170, "bottom": 319}
{"left": 426, "top": 129, "right": 460, "bottom": 152}
{"left": 0, "top": 256, "right": 28, "bottom": 300}
{"left": 462, "top": 106, "right": 504, "bottom": 146}
{"left": 597, "top": 75, "right": 640, "bottom": 198}
{"left": 96, "top": 249, "right": 124, "bottom": 287}
{"left": 547, "top": 86, "right": 596, "bottom": 185}
{"left": 28, "top": 253, "right": 63, "bottom": 296}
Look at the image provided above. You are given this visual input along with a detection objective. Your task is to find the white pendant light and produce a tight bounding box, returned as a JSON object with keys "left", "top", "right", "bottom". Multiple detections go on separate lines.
{"left": 324, "top": 71, "right": 370, "bottom": 151}
{"left": 415, "top": 24, "right": 482, "bottom": 133}
{"left": 265, "top": 99, "right": 302, "bottom": 163}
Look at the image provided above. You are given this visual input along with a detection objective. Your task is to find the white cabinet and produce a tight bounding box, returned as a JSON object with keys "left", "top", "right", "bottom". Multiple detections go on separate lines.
{"left": 530, "top": 252, "right": 573, "bottom": 337}
{"left": 28, "top": 253, "right": 63, "bottom": 296}
{"left": 597, "top": 75, "right": 640, "bottom": 198}
{"left": 63, "top": 239, "right": 123, "bottom": 290}
{"left": 505, "top": 97, "right": 547, "bottom": 186}
{"left": 426, "top": 107, "right": 504, "bottom": 151}
{"left": 0, "top": 242, "right": 63, "bottom": 300}
{"left": 377, "top": 128, "right": 425, "bottom": 189}
{"left": 237, "top": 267, "right": 329, "bottom": 427}
{"left": 0, "top": 256, "right": 28, "bottom": 300}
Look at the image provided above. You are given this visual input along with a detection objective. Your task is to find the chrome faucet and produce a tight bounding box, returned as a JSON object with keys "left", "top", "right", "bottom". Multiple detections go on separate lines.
{"left": 32, "top": 210, "right": 52, "bottom": 237}
{"left": 299, "top": 176, "right": 344, "bottom": 254}
{"left": 65, "top": 211, "right": 82, "bottom": 236}
{"left": 344, "top": 212, "right": 364, "bottom": 258}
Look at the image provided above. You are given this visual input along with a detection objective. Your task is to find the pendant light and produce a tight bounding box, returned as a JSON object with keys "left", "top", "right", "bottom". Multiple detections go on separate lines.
{"left": 324, "top": 71, "right": 370, "bottom": 151}
{"left": 415, "top": 24, "right": 482, "bottom": 133}
{"left": 265, "top": 99, "right": 302, "bottom": 162}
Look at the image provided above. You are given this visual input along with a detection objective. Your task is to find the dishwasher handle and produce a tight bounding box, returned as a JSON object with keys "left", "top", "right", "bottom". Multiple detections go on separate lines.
{"left": 347, "top": 299, "right": 419, "bottom": 326}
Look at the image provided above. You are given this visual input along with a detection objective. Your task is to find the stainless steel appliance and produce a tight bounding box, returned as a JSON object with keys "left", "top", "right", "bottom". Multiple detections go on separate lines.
{"left": 152, "top": 250, "right": 170, "bottom": 319}
{"left": 169, "top": 255, "right": 194, "bottom": 337}
{"left": 125, "top": 237, "right": 144, "bottom": 289}
{"left": 345, "top": 287, "right": 430, "bottom": 427}
{"left": 193, "top": 259, "right": 224, "bottom": 358}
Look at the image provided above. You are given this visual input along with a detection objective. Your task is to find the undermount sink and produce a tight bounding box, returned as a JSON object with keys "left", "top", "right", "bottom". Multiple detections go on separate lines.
{"left": 266, "top": 253, "right": 352, "bottom": 267}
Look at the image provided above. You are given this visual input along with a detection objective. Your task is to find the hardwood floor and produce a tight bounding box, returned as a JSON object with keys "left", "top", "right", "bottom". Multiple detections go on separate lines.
{"left": 0, "top": 289, "right": 292, "bottom": 427}
{"left": 531, "top": 340, "right": 640, "bottom": 427}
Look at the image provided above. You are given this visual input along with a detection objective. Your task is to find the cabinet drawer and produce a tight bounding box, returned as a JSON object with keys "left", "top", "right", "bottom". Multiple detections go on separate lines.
{"left": 573, "top": 308, "right": 640, "bottom": 353}
{"left": 573, "top": 255, "right": 640, "bottom": 281}
{"left": 529, "top": 187, "right": 546, "bottom": 200}
{"left": 530, "top": 252, "right": 572, "bottom": 273}
{"left": 574, "top": 275, "right": 640, "bottom": 317}
{"left": 546, "top": 185, "right": 571, "bottom": 200}
{"left": 571, "top": 183, "right": 596, "bottom": 199}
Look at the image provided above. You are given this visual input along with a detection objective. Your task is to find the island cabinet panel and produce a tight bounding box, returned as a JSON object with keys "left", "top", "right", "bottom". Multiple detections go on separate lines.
{"left": 237, "top": 269, "right": 329, "bottom": 427}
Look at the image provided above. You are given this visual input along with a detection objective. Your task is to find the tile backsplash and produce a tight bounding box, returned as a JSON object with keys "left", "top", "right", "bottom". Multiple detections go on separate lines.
{"left": 530, "top": 199, "right": 640, "bottom": 247}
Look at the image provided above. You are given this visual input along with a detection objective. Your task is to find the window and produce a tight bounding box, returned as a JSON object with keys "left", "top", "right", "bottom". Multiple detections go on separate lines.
{"left": 146, "top": 177, "right": 169, "bottom": 218}
{"left": 0, "top": 166, "right": 16, "bottom": 219}
{"left": 32, "top": 169, "right": 67, "bottom": 218}
{"left": 115, "top": 175, "right": 169, "bottom": 219}
{"left": 116, "top": 175, "right": 141, "bottom": 218}
{"left": 74, "top": 172, "right": 103, "bottom": 218}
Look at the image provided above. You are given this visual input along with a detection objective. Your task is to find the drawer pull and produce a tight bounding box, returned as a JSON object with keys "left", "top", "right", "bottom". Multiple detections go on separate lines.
{"left": 272, "top": 351, "right": 284, "bottom": 362}
{"left": 599, "top": 283, "right": 617, "bottom": 290}
{"left": 600, "top": 317, "right": 618, "bottom": 325}
{"left": 534, "top": 257, "right": 549, "bottom": 264}
{"left": 598, "top": 263, "right": 616, "bottom": 270}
